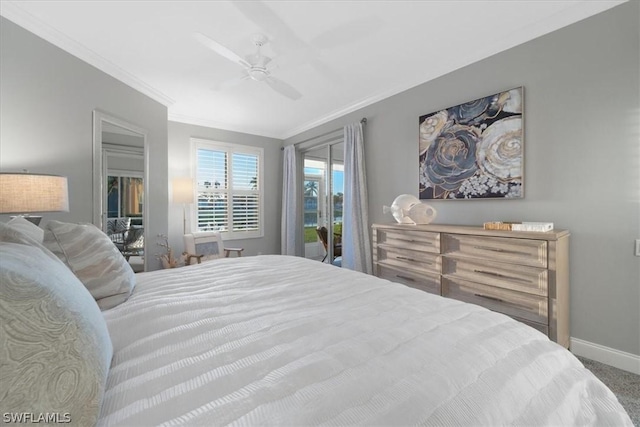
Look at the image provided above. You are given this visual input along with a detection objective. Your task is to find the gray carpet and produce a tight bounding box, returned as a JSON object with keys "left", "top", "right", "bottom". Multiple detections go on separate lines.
{"left": 577, "top": 356, "right": 640, "bottom": 426}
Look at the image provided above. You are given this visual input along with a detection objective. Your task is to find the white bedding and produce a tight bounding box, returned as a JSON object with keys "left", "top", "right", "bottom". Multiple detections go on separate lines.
{"left": 99, "top": 255, "right": 631, "bottom": 426}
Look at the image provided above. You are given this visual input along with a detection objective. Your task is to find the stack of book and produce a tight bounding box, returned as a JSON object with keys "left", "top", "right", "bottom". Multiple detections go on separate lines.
{"left": 483, "top": 221, "right": 554, "bottom": 232}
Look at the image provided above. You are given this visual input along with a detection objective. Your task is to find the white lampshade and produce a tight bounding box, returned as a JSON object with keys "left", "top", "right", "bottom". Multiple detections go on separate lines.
{"left": 172, "top": 177, "right": 194, "bottom": 204}
{"left": 0, "top": 173, "right": 69, "bottom": 214}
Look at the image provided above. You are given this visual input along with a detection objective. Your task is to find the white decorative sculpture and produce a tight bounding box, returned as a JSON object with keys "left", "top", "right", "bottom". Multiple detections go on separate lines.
{"left": 383, "top": 194, "right": 437, "bottom": 225}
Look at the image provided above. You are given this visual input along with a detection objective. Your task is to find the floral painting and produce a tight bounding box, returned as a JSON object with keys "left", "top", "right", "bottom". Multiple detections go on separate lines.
{"left": 419, "top": 87, "right": 523, "bottom": 200}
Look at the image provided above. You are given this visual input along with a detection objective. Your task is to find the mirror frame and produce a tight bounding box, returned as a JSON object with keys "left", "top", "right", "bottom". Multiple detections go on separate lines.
{"left": 93, "top": 109, "right": 150, "bottom": 271}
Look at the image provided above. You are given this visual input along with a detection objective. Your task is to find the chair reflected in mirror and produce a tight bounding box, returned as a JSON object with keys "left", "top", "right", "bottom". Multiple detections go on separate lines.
{"left": 107, "top": 217, "right": 144, "bottom": 261}
{"left": 183, "top": 231, "right": 244, "bottom": 265}
{"left": 118, "top": 226, "right": 144, "bottom": 260}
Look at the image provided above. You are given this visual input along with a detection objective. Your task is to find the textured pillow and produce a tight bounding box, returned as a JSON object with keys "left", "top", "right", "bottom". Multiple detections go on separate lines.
{"left": 0, "top": 221, "right": 59, "bottom": 264}
{"left": 6, "top": 216, "right": 45, "bottom": 242}
{"left": 43, "top": 220, "right": 136, "bottom": 310}
{"left": 0, "top": 242, "right": 113, "bottom": 426}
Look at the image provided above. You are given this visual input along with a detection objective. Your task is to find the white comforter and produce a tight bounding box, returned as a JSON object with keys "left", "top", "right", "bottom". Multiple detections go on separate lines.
{"left": 99, "top": 255, "right": 631, "bottom": 426}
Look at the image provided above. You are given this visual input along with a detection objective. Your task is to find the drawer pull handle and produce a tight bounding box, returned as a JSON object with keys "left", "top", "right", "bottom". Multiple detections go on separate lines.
{"left": 397, "top": 239, "right": 429, "bottom": 245}
{"left": 396, "top": 275, "right": 416, "bottom": 282}
{"left": 396, "top": 256, "right": 417, "bottom": 262}
{"left": 389, "top": 237, "right": 432, "bottom": 244}
{"left": 474, "top": 269, "right": 505, "bottom": 278}
{"left": 473, "top": 294, "right": 535, "bottom": 312}
{"left": 473, "top": 269, "right": 528, "bottom": 283}
{"left": 474, "top": 245, "right": 505, "bottom": 252}
{"left": 474, "top": 293, "right": 504, "bottom": 303}
{"left": 473, "top": 245, "right": 529, "bottom": 256}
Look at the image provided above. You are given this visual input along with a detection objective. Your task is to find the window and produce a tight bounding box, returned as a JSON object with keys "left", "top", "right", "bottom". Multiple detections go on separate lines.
{"left": 107, "top": 175, "right": 144, "bottom": 218}
{"left": 192, "top": 138, "right": 263, "bottom": 239}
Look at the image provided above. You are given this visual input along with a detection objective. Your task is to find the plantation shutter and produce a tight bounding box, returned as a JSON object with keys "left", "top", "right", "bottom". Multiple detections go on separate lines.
{"left": 194, "top": 140, "right": 263, "bottom": 238}
{"left": 231, "top": 152, "right": 259, "bottom": 232}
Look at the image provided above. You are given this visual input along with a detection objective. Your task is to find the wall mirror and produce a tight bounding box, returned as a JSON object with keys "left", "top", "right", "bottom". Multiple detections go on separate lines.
{"left": 93, "top": 110, "right": 149, "bottom": 272}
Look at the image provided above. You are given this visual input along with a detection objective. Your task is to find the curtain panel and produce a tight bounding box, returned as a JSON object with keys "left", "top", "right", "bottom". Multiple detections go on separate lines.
{"left": 342, "top": 122, "right": 372, "bottom": 274}
{"left": 281, "top": 145, "right": 299, "bottom": 256}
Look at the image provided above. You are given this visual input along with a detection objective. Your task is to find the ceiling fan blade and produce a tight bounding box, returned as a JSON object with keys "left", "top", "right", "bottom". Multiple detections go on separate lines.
{"left": 311, "top": 16, "right": 382, "bottom": 50}
{"left": 265, "top": 77, "right": 302, "bottom": 101}
{"left": 213, "top": 74, "right": 250, "bottom": 91}
{"left": 309, "top": 59, "right": 343, "bottom": 84}
{"left": 193, "top": 32, "right": 251, "bottom": 69}
{"left": 232, "top": 1, "right": 306, "bottom": 53}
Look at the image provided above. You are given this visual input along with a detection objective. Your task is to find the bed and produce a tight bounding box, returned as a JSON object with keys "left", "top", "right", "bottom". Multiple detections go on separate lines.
{"left": 0, "top": 219, "right": 633, "bottom": 426}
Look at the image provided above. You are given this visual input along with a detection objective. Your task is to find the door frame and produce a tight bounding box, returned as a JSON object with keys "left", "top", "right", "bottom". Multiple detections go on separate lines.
{"left": 300, "top": 141, "right": 343, "bottom": 263}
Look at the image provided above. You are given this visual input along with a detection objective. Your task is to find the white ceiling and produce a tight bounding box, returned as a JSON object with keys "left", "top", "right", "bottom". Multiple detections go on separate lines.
{"left": 1, "top": 0, "right": 625, "bottom": 139}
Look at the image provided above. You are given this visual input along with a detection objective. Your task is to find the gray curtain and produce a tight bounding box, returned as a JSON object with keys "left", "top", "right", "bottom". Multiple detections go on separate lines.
{"left": 281, "top": 145, "right": 299, "bottom": 255}
{"left": 342, "top": 122, "right": 372, "bottom": 273}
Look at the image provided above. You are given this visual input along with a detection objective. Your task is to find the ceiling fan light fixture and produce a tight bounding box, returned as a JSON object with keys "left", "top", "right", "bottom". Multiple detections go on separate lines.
{"left": 248, "top": 67, "right": 269, "bottom": 81}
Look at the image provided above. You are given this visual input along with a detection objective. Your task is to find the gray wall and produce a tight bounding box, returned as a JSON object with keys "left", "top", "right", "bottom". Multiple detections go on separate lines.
{"left": 0, "top": 17, "right": 169, "bottom": 270}
{"left": 1, "top": 4, "right": 637, "bottom": 355}
{"left": 285, "top": 3, "right": 640, "bottom": 356}
{"left": 167, "top": 121, "right": 282, "bottom": 257}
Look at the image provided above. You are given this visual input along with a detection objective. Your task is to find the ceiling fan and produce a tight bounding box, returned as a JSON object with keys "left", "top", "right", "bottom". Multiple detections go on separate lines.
{"left": 194, "top": 32, "right": 302, "bottom": 101}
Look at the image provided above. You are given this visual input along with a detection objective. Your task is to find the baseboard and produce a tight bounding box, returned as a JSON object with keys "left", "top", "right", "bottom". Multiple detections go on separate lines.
{"left": 570, "top": 337, "right": 640, "bottom": 375}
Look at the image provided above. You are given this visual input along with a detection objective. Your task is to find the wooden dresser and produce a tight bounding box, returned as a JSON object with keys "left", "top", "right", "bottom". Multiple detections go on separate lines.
{"left": 372, "top": 223, "right": 570, "bottom": 348}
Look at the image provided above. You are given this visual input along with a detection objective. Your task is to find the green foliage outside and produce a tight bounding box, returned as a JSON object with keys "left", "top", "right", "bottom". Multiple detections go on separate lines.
{"left": 304, "top": 226, "right": 317, "bottom": 243}
{"left": 304, "top": 223, "right": 342, "bottom": 244}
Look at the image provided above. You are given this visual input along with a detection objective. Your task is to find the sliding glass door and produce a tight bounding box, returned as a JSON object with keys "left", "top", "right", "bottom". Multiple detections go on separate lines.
{"left": 302, "top": 142, "right": 344, "bottom": 265}
{"left": 331, "top": 143, "right": 344, "bottom": 264}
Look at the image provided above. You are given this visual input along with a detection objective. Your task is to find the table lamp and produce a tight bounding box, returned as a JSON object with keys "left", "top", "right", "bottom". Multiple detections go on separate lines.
{"left": 0, "top": 172, "right": 69, "bottom": 225}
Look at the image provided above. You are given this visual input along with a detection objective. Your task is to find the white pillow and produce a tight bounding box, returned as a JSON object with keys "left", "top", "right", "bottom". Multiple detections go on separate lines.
{"left": 43, "top": 220, "right": 136, "bottom": 310}
{"left": 0, "top": 220, "right": 59, "bottom": 264}
{"left": 0, "top": 242, "right": 113, "bottom": 425}
{"left": 6, "top": 216, "right": 44, "bottom": 242}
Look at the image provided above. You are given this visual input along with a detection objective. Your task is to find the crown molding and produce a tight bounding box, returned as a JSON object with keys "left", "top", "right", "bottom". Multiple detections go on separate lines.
{"left": 280, "top": 89, "right": 402, "bottom": 140}
{"left": 168, "top": 113, "right": 283, "bottom": 140}
{"left": 0, "top": 1, "right": 175, "bottom": 107}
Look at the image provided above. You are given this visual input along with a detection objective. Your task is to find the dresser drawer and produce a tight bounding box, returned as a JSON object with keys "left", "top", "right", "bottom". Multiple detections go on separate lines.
{"left": 377, "top": 245, "right": 440, "bottom": 273}
{"left": 442, "top": 234, "right": 547, "bottom": 268}
{"left": 513, "top": 316, "right": 549, "bottom": 336}
{"left": 377, "top": 265, "right": 441, "bottom": 295}
{"left": 442, "top": 277, "right": 548, "bottom": 324}
{"left": 376, "top": 228, "right": 440, "bottom": 254}
{"left": 442, "top": 256, "right": 547, "bottom": 296}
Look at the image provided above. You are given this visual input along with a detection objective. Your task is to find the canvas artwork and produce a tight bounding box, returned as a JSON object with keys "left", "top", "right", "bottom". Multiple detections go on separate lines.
{"left": 419, "top": 87, "right": 523, "bottom": 200}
